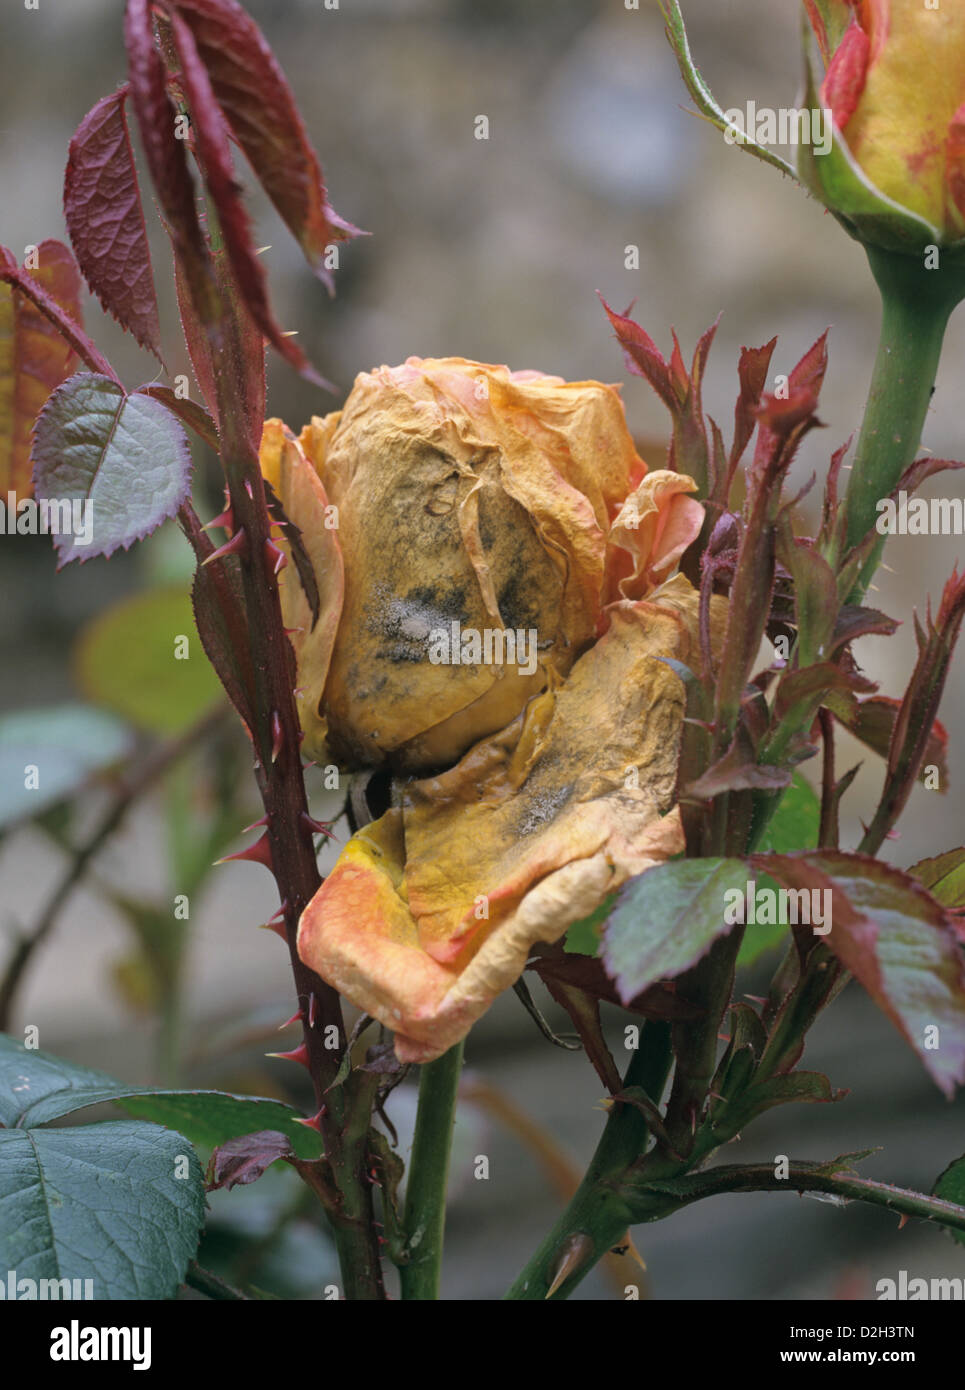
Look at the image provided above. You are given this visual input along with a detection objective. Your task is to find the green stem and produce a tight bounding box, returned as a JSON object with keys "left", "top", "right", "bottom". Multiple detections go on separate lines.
{"left": 184, "top": 1261, "right": 250, "bottom": 1300}
{"left": 399, "top": 1041, "right": 465, "bottom": 1300}
{"left": 505, "top": 1022, "right": 672, "bottom": 1301}
{"left": 843, "top": 245, "right": 965, "bottom": 592}
{"left": 620, "top": 1161, "right": 965, "bottom": 1238}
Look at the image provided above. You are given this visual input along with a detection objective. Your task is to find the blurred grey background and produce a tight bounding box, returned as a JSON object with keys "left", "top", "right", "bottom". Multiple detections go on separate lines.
{"left": 1, "top": 0, "right": 963, "bottom": 1300}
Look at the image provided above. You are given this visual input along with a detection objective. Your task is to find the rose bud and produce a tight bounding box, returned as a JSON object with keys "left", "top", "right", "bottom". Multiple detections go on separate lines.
{"left": 802, "top": 1, "right": 965, "bottom": 252}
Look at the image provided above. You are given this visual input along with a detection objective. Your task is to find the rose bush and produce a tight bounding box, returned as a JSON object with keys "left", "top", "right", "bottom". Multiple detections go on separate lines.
{"left": 262, "top": 357, "right": 713, "bottom": 1059}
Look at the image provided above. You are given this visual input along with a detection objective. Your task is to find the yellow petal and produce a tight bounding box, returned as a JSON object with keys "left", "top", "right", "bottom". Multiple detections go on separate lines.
{"left": 842, "top": 2, "right": 965, "bottom": 238}
{"left": 259, "top": 419, "right": 344, "bottom": 761}
{"left": 304, "top": 358, "right": 646, "bottom": 770}
{"left": 298, "top": 577, "right": 716, "bottom": 1059}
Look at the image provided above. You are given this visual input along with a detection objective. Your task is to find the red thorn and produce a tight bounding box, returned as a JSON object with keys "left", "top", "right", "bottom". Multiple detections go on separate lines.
{"left": 293, "top": 1105, "right": 326, "bottom": 1132}
{"left": 216, "top": 830, "right": 275, "bottom": 873}
{"left": 242, "top": 812, "right": 270, "bottom": 834}
{"left": 266, "top": 900, "right": 289, "bottom": 925}
{"left": 302, "top": 811, "right": 337, "bottom": 841}
{"left": 244, "top": 479, "right": 254, "bottom": 498}
{"left": 202, "top": 527, "right": 247, "bottom": 566}
{"left": 259, "top": 918, "right": 288, "bottom": 941}
{"left": 743, "top": 994, "right": 767, "bottom": 1006}
{"left": 293, "top": 686, "right": 307, "bottom": 697}
{"left": 897, "top": 1213, "right": 910, "bottom": 1231}
{"left": 266, "top": 1042, "right": 311, "bottom": 1069}
{"left": 283, "top": 625, "right": 305, "bottom": 636}
{"left": 271, "top": 711, "right": 284, "bottom": 765}
{"left": 265, "top": 538, "right": 288, "bottom": 575}
{"left": 279, "top": 1008, "right": 304, "bottom": 1030}
{"left": 202, "top": 505, "right": 235, "bottom": 533}
{"left": 308, "top": 992, "right": 318, "bottom": 1029}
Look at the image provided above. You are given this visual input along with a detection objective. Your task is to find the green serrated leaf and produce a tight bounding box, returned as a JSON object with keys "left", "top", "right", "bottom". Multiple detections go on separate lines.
{"left": 30, "top": 372, "right": 193, "bottom": 564}
{"left": 738, "top": 775, "right": 821, "bottom": 967}
{"left": 0, "top": 703, "right": 132, "bottom": 830}
{"left": 757, "top": 774, "right": 821, "bottom": 855}
{"left": 933, "top": 1153, "right": 965, "bottom": 1248}
{"left": 74, "top": 585, "right": 223, "bottom": 734}
{"left": 0, "top": 1121, "right": 204, "bottom": 1299}
{"left": 909, "top": 849, "right": 965, "bottom": 910}
{"left": 0, "top": 1035, "right": 321, "bottom": 1158}
{"left": 602, "top": 857, "right": 747, "bottom": 1003}
{"left": 563, "top": 892, "right": 617, "bottom": 956}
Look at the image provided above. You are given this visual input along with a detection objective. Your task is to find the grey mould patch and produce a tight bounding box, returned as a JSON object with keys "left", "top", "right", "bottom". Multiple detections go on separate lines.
{"left": 516, "top": 782, "right": 573, "bottom": 837}
{"left": 366, "top": 583, "right": 470, "bottom": 665}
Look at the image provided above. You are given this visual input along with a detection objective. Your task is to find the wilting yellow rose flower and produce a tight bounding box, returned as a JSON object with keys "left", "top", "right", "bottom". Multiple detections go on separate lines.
{"left": 261, "top": 357, "right": 710, "bottom": 1061}
{"left": 804, "top": 0, "right": 965, "bottom": 246}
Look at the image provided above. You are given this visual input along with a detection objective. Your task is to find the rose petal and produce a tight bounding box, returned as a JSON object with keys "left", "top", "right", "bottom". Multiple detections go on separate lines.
{"left": 298, "top": 576, "right": 712, "bottom": 1059}
{"left": 296, "top": 358, "right": 647, "bottom": 770}
{"left": 259, "top": 419, "right": 344, "bottom": 759}
{"left": 605, "top": 469, "right": 704, "bottom": 603}
{"left": 841, "top": 2, "right": 965, "bottom": 237}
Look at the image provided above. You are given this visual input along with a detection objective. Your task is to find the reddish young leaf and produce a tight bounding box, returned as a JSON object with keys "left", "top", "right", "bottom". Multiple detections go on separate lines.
{"left": 64, "top": 86, "right": 163, "bottom": 360}
{"left": 730, "top": 336, "right": 777, "bottom": 474}
{"left": 124, "top": 0, "right": 215, "bottom": 325}
{"left": 168, "top": 9, "right": 329, "bottom": 391}
{"left": 755, "top": 851, "right": 965, "bottom": 1097}
{"left": 0, "top": 241, "right": 84, "bottom": 497}
{"left": 137, "top": 384, "right": 219, "bottom": 451}
{"left": 186, "top": 518, "right": 257, "bottom": 734}
{"left": 751, "top": 330, "right": 829, "bottom": 487}
{"left": 599, "top": 294, "right": 677, "bottom": 413}
{"left": 839, "top": 695, "right": 948, "bottom": 787}
{"left": 0, "top": 243, "right": 115, "bottom": 382}
{"left": 171, "top": 0, "right": 362, "bottom": 291}
{"left": 829, "top": 603, "right": 899, "bottom": 653}
{"left": 206, "top": 1129, "right": 292, "bottom": 1191}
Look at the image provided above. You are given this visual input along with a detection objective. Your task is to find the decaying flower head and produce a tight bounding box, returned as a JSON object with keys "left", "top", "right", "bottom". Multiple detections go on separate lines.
{"left": 261, "top": 357, "right": 713, "bottom": 1060}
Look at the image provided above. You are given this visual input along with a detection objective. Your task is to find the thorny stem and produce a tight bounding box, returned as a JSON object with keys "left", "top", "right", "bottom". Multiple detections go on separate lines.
{"left": 181, "top": 269, "right": 385, "bottom": 1296}
{"left": 618, "top": 1161, "right": 965, "bottom": 1237}
{"left": 505, "top": 1022, "right": 672, "bottom": 1300}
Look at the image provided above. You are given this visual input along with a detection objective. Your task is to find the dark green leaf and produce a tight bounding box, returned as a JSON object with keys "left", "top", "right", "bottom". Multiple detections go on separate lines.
{"left": 738, "top": 775, "right": 821, "bottom": 968}
{"left": 0, "top": 1121, "right": 204, "bottom": 1299}
{"left": 0, "top": 1035, "right": 321, "bottom": 1158}
{"left": 563, "top": 892, "right": 616, "bottom": 956}
{"left": 933, "top": 1154, "right": 965, "bottom": 1248}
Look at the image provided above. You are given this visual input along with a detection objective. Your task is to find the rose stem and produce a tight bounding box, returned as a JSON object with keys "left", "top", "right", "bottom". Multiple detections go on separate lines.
{"left": 399, "top": 1040, "right": 465, "bottom": 1300}
{"left": 840, "top": 244, "right": 965, "bottom": 598}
